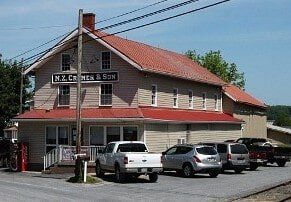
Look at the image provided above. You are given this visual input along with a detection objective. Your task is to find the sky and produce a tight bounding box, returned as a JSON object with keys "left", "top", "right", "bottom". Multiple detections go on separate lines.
{"left": 0, "top": 0, "right": 290, "bottom": 105}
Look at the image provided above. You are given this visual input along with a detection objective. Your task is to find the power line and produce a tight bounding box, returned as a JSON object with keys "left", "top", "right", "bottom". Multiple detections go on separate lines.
{"left": 20, "top": 0, "right": 200, "bottom": 65}
{"left": 22, "top": 0, "right": 231, "bottom": 69}
{"left": 97, "top": 0, "right": 170, "bottom": 23}
{"left": 8, "top": 0, "right": 171, "bottom": 61}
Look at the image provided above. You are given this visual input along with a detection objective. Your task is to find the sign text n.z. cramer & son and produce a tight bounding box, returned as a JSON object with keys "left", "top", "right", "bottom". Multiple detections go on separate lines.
{"left": 52, "top": 71, "right": 119, "bottom": 84}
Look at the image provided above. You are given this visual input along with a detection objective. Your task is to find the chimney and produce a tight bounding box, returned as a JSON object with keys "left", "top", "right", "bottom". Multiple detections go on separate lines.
{"left": 83, "top": 13, "right": 95, "bottom": 31}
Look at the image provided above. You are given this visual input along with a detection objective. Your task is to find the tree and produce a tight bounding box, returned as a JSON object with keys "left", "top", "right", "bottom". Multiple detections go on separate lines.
{"left": 0, "top": 58, "right": 32, "bottom": 136}
{"left": 267, "top": 105, "right": 291, "bottom": 126}
{"left": 186, "top": 50, "right": 245, "bottom": 89}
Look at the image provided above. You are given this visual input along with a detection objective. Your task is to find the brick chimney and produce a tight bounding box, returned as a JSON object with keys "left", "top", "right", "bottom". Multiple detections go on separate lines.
{"left": 83, "top": 13, "right": 95, "bottom": 31}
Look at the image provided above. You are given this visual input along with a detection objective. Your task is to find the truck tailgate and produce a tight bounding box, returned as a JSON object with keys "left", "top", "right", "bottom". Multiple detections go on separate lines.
{"left": 124, "top": 153, "right": 162, "bottom": 168}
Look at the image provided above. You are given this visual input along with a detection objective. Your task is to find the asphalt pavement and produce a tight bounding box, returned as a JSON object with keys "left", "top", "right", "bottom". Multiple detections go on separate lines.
{"left": 0, "top": 163, "right": 291, "bottom": 202}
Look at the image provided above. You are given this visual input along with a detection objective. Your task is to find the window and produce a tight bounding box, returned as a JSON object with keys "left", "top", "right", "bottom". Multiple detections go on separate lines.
{"left": 230, "top": 144, "right": 249, "bottom": 154}
{"left": 176, "top": 146, "right": 193, "bottom": 154}
{"left": 123, "top": 126, "right": 138, "bottom": 141}
{"left": 117, "top": 143, "right": 147, "bottom": 153}
{"left": 217, "top": 144, "right": 227, "bottom": 153}
{"left": 45, "top": 126, "right": 68, "bottom": 153}
{"left": 202, "top": 92, "right": 207, "bottom": 110}
{"left": 59, "top": 85, "right": 70, "bottom": 106}
{"left": 188, "top": 90, "right": 193, "bottom": 109}
{"left": 196, "top": 146, "right": 217, "bottom": 155}
{"left": 214, "top": 94, "right": 218, "bottom": 111}
{"left": 58, "top": 126, "right": 68, "bottom": 145}
{"left": 151, "top": 85, "right": 157, "bottom": 106}
{"left": 101, "top": 51, "right": 111, "bottom": 70}
{"left": 106, "top": 127, "right": 120, "bottom": 144}
{"left": 165, "top": 147, "right": 178, "bottom": 155}
{"left": 104, "top": 143, "right": 115, "bottom": 153}
{"left": 90, "top": 126, "right": 104, "bottom": 145}
{"left": 61, "top": 54, "right": 71, "bottom": 71}
{"left": 173, "top": 88, "right": 178, "bottom": 108}
{"left": 100, "top": 84, "right": 113, "bottom": 106}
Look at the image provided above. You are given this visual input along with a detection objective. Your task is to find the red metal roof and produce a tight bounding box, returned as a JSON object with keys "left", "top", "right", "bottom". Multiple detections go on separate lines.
{"left": 223, "top": 84, "right": 267, "bottom": 108}
{"left": 94, "top": 31, "right": 226, "bottom": 86}
{"left": 14, "top": 107, "right": 242, "bottom": 124}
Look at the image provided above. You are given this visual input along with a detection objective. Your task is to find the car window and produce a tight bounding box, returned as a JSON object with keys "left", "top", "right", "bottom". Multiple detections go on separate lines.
{"left": 117, "top": 143, "right": 147, "bottom": 152}
{"left": 217, "top": 144, "right": 227, "bottom": 153}
{"left": 196, "top": 146, "right": 217, "bottom": 155}
{"left": 230, "top": 144, "right": 248, "bottom": 154}
{"left": 176, "top": 146, "right": 193, "bottom": 154}
{"left": 105, "top": 143, "right": 115, "bottom": 153}
{"left": 165, "top": 147, "right": 178, "bottom": 155}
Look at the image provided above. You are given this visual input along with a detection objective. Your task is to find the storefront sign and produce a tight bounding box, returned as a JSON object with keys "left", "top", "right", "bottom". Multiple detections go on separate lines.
{"left": 52, "top": 71, "right": 119, "bottom": 84}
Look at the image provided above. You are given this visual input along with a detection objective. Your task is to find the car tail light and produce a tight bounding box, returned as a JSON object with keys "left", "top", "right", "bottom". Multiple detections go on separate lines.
{"left": 227, "top": 154, "right": 231, "bottom": 160}
{"left": 124, "top": 157, "right": 128, "bottom": 164}
{"left": 193, "top": 156, "right": 201, "bottom": 163}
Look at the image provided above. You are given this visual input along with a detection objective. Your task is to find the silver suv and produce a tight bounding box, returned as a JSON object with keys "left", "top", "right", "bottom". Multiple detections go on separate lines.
{"left": 161, "top": 144, "right": 222, "bottom": 178}
{"left": 200, "top": 142, "right": 250, "bottom": 173}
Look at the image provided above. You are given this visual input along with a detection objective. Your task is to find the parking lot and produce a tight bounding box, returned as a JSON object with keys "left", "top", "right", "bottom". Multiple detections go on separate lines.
{"left": 0, "top": 164, "right": 291, "bottom": 202}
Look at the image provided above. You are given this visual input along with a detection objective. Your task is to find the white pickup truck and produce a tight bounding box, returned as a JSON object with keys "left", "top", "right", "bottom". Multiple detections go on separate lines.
{"left": 95, "top": 141, "right": 162, "bottom": 183}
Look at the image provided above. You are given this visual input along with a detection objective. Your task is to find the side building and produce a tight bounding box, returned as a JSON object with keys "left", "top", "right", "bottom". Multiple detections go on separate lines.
{"left": 222, "top": 84, "right": 267, "bottom": 138}
{"left": 14, "top": 13, "right": 244, "bottom": 171}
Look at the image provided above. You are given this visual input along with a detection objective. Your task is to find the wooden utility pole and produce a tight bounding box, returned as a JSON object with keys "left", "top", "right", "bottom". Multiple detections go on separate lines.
{"left": 75, "top": 9, "right": 83, "bottom": 180}
{"left": 19, "top": 58, "right": 24, "bottom": 114}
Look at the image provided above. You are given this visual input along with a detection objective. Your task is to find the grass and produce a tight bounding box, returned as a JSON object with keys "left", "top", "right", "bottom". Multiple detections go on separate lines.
{"left": 67, "top": 175, "right": 102, "bottom": 184}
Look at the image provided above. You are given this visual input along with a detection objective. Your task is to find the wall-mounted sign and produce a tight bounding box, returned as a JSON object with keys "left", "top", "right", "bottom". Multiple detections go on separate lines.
{"left": 52, "top": 71, "right": 119, "bottom": 84}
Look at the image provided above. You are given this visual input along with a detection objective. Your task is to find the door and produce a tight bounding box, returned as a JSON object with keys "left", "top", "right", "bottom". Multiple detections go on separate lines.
{"left": 71, "top": 126, "right": 84, "bottom": 146}
{"left": 103, "top": 143, "right": 115, "bottom": 171}
{"left": 162, "top": 146, "right": 178, "bottom": 169}
{"left": 217, "top": 144, "right": 228, "bottom": 165}
{"left": 173, "top": 146, "right": 193, "bottom": 169}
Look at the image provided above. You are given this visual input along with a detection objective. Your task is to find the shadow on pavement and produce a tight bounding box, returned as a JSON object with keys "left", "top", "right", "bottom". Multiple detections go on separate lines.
{"left": 97, "top": 173, "right": 152, "bottom": 183}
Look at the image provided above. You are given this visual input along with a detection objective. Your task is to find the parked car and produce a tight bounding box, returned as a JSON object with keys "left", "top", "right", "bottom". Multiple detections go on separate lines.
{"left": 161, "top": 144, "right": 222, "bottom": 178}
{"left": 95, "top": 141, "right": 162, "bottom": 183}
{"left": 235, "top": 138, "right": 270, "bottom": 170}
{"left": 237, "top": 138, "right": 291, "bottom": 167}
{"left": 200, "top": 142, "right": 250, "bottom": 173}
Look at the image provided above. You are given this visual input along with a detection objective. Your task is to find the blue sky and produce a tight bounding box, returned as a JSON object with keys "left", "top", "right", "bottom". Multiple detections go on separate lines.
{"left": 0, "top": 0, "right": 290, "bottom": 105}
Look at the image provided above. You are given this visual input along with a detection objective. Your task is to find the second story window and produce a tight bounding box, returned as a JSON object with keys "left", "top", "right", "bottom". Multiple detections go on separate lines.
{"left": 188, "top": 90, "right": 193, "bottom": 109}
{"left": 173, "top": 88, "right": 178, "bottom": 108}
{"left": 100, "top": 83, "right": 113, "bottom": 106}
{"left": 202, "top": 92, "right": 207, "bottom": 110}
{"left": 101, "top": 51, "right": 111, "bottom": 70}
{"left": 214, "top": 94, "right": 219, "bottom": 111}
{"left": 61, "top": 54, "right": 71, "bottom": 71}
{"left": 59, "top": 85, "right": 70, "bottom": 106}
{"left": 151, "top": 85, "right": 157, "bottom": 106}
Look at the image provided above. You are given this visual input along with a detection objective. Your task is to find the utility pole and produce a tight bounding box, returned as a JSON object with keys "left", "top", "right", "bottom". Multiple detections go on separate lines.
{"left": 75, "top": 9, "right": 83, "bottom": 180}
{"left": 19, "top": 58, "right": 24, "bottom": 114}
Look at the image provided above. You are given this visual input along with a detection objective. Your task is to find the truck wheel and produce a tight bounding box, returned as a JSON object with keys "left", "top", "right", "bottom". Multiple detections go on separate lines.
{"left": 95, "top": 162, "right": 104, "bottom": 178}
{"left": 182, "top": 163, "right": 193, "bottom": 178}
{"left": 249, "top": 163, "right": 258, "bottom": 171}
{"left": 115, "top": 165, "right": 125, "bottom": 183}
{"left": 149, "top": 173, "right": 158, "bottom": 182}
{"left": 276, "top": 159, "right": 287, "bottom": 167}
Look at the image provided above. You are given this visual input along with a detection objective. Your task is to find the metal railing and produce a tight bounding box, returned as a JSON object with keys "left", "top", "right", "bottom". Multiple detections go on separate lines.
{"left": 43, "top": 145, "right": 105, "bottom": 170}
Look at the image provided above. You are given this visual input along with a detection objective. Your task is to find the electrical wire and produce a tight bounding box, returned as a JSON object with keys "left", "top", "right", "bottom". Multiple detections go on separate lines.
{"left": 22, "top": 0, "right": 231, "bottom": 70}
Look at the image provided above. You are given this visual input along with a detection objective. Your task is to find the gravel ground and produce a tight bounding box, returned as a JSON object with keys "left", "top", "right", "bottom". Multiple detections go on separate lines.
{"left": 238, "top": 181, "right": 291, "bottom": 202}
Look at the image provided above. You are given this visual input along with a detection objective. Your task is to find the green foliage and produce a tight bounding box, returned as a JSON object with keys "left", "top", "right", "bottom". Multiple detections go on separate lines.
{"left": 267, "top": 105, "right": 291, "bottom": 126}
{"left": 67, "top": 175, "right": 101, "bottom": 184}
{"left": 185, "top": 50, "right": 245, "bottom": 89}
{"left": 0, "top": 59, "right": 32, "bottom": 136}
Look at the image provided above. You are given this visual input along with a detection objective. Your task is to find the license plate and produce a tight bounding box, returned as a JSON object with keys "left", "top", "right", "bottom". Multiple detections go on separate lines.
{"left": 208, "top": 158, "right": 216, "bottom": 162}
{"left": 238, "top": 160, "right": 245, "bottom": 163}
{"left": 139, "top": 168, "right": 147, "bottom": 173}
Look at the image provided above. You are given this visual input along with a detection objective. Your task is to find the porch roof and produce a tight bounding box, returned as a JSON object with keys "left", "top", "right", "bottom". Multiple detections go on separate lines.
{"left": 14, "top": 107, "right": 242, "bottom": 124}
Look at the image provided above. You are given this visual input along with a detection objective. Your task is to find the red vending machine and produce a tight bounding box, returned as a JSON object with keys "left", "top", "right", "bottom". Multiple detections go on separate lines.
{"left": 19, "top": 143, "right": 28, "bottom": 171}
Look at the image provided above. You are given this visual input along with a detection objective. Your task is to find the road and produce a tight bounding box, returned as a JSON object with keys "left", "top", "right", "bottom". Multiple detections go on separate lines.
{"left": 0, "top": 164, "right": 291, "bottom": 202}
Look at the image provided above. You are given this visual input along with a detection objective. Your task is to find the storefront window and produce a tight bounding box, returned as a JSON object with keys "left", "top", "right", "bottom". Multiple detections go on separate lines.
{"left": 106, "top": 126, "right": 120, "bottom": 144}
{"left": 58, "top": 126, "right": 68, "bottom": 145}
{"left": 90, "top": 126, "right": 104, "bottom": 145}
{"left": 123, "top": 126, "right": 138, "bottom": 141}
{"left": 46, "top": 126, "right": 57, "bottom": 144}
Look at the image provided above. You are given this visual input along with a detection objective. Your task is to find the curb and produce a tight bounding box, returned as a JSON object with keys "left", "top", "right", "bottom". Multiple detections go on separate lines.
{"left": 229, "top": 179, "right": 291, "bottom": 201}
